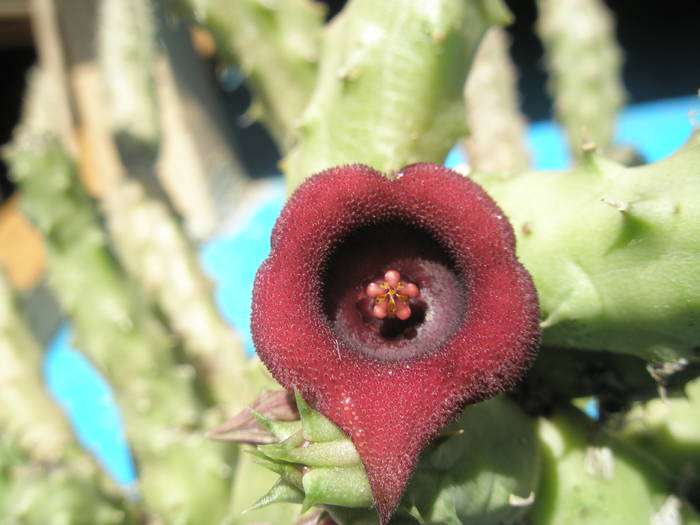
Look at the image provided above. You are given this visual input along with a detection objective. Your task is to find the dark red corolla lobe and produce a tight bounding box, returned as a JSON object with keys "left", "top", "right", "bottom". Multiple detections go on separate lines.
{"left": 251, "top": 163, "right": 540, "bottom": 523}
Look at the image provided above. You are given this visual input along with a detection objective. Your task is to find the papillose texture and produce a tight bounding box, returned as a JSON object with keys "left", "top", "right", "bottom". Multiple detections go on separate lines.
{"left": 251, "top": 163, "right": 540, "bottom": 523}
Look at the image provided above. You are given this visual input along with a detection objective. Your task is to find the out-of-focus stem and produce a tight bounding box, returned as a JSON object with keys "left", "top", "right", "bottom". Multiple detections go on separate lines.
{"left": 0, "top": 268, "right": 74, "bottom": 461}
{"left": 0, "top": 269, "right": 141, "bottom": 524}
{"left": 536, "top": 0, "right": 625, "bottom": 159}
{"left": 6, "top": 70, "right": 236, "bottom": 523}
{"left": 102, "top": 180, "right": 252, "bottom": 414}
{"left": 98, "top": 0, "right": 160, "bottom": 154}
{"left": 97, "top": 0, "right": 251, "bottom": 414}
{"left": 175, "top": 0, "right": 325, "bottom": 149}
{"left": 463, "top": 27, "right": 530, "bottom": 176}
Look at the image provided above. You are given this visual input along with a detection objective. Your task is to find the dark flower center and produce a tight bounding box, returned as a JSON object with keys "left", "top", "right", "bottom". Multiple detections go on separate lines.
{"left": 322, "top": 220, "right": 467, "bottom": 362}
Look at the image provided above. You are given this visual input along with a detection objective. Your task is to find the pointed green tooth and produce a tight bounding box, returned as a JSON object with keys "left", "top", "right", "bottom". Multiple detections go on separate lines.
{"left": 250, "top": 454, "right": 304, "bottom": 489}
{"left": 251, "top": 409, "right": 303, "bottom": 442}
{"left": 295, "top": 391, "right": 345, "bottom": 442}
{"left": 245, "top": 480, "right": 305, "bottom": 512}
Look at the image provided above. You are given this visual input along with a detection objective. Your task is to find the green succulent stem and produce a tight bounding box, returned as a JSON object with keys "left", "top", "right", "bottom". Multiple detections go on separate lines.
{"left": 98, "top": 0, "right": 160, "bottom": 152}
{"left": 6, "top": 71, "right": 236, "bottom": 524}
{"left": 97, "top": 0, "right": 252, "bottom": 415}
{"left": 621, "top": 376, "right": 700, "bottom": 500}
{"left": 471, "top": 132, "right": 700, "bottom": 363}
{"left": 173, "top": 0, "right": 325, "bottom": 149}
{"left": 0, "top": 433, "right": 142, "bottom": 525}
{"left": 0, "top": 268, "right": 75, "bottom": 461}
{"left": 0, "top": 269, "right": 140, "bottom": 523}
{"left": 536, "top": 0, "right": 625, "bottom": 159}
{"left": 532, "top": 406, "right": 700, "bottom": 524}
{"left": 283, "top": 0, "right": 512, "bottom": 192}
{"left": 463, "top": 27, "right": 530, "bottom": 176}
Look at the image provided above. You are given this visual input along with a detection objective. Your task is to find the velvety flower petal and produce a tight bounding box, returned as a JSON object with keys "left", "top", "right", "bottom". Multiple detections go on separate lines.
{"left": 252, "top": 163, "right": 540, "bottom": 523}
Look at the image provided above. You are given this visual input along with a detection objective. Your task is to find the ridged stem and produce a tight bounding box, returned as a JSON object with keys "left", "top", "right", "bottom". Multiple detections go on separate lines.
{"left": 174, "top": 0, "right": 325, "bottom": 149}
{"left": 463, "top": 27, "right": 530, "bottom": 176}
{"left": 471, "top": 134, "right": 700, "bottom": 362}
{"left": 6, "top": 70, "right": 236, "bottom": 524}
{"left": 536, "top": 0, "right": 625, "bottom": 159}
{"left": 97, "top": 0, "right": 252, "bottom": 415}
{"left": 283, "top": 0, "right": 512, "bottom": 192}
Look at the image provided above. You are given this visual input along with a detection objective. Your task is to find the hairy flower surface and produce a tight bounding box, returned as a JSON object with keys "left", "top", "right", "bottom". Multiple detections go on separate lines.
{"left": 251, "top": 163, "right": 540, "bottom": 523}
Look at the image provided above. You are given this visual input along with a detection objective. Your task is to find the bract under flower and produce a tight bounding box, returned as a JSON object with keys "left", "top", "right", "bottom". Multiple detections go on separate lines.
{"left": 251, "top": 163, "right": 540, "bottom": 523}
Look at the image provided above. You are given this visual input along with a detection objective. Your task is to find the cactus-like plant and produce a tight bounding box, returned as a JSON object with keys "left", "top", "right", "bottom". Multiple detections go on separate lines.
{"left": 4, "top": 0, "right": 699, "bottom": 523}
{"left": 462, "top": 27, "right": 530, "bottom": 175}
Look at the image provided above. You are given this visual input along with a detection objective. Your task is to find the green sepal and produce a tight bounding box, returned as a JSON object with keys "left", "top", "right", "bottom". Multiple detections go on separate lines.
{"left": 248, "top": 450, "right": 305, "bottom": 489}
{"left": 302, "top": 466, "right": 373, "bottom": 511}
{"left": 250, "top": 408, "right": 303, "bottom": 442}
{"left": 295, "top": 390, "right": 345, "bottom": 442}
{"left": 259, "top": 437, "right": 360, "bottom": 468}
{"left": 245, "top": 479, "right": 305, "bottom": 513}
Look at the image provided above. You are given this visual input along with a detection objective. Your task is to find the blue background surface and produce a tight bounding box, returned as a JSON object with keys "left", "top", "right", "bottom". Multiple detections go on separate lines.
{"left": 43, "top": 96, "right": 700, "bottom": 486}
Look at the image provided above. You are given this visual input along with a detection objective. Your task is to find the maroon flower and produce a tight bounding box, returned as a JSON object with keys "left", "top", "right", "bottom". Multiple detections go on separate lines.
{"left": 251, "top": 164, "right": 540, "bottom": 523}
